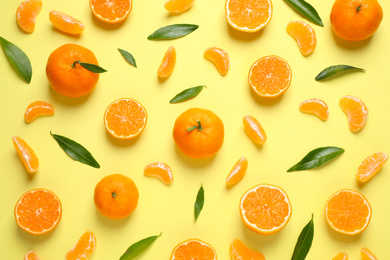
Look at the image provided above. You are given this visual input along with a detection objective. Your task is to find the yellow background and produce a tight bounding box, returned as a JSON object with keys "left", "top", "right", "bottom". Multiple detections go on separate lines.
{"left": 1, "top": 0, "right": 390, "bottom": 259}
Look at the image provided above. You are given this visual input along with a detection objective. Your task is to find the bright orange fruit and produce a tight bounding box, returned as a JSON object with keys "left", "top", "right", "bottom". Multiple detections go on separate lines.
{"left": 225, "top": 0, "right": 272, "bottom": 33}
{"left": 230, "top": 238, "right": 265, "bottom": 260}
{"left": 204, "top": 47, "right": 230, "bottom": 76}
{"left": 361, "top": 247, "right": 378, "bottom": 260}
{"left": 299, "top": 98, "right": 329, "bottom": 121}
{"left": 240, "top": 184, "right": 292, "bottom": 235}
{"left": 226, "top": 157, "right": 248, "bottom": 186}
{"left": 339, "top": 95, "right": 368, "bottom": 132}
{"left": 357, "top": 152, "right": 388, "bottom": 183}
{"left": 16, "top": 0, "right": 42, "bottom": 33}
{"left": 65, "top": 231, "right": 96, "bottom": 260}
{"left": 165, "top": 0, "right": 195, "bottom": 13}
{"left": 104, "top": 98, "right": 147, "bottom": 139}
{"left": 144, "top": 161, "right": 173, "bottom": 185}
{"left": 286, "top": 20, "right": 317, "bottom": 56}
{"left": 333, "top": 252, "right": 348, "bottom": 260}
{"left": 49, "top": 10, "right": 85, "bottom": 35}
{"left": 90, "top": 0, "right": 132, "bottom": 24}
{"left": 15, "top": 188, "right": 62, "bottom": 235}
{"left": 325, "top": 189, "right": 372, "bottom": 235}
{"left": 12, "top": 136, "right": 39, "bottom": 173}
{"left": 24, "top": 250, "right": 41, "bottom": 260}
{"left": 158, "top": 46, "right": 176, "bottom": 78}
{"left": 243, "top": 115, "right": 267, "bottom": 144}
{"left": 24, "top": 100, "right": 55, "bottom": 123}
{"left": 169, "top": 238, "right": 217, "bottom": 260}
{"left": 248, "top": 55, "right": 292, "bottom": 98}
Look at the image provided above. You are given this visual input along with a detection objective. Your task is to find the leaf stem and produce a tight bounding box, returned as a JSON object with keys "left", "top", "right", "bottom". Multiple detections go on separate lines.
{"left": 112, "top": 191, "right": 117, "bottom": 198}
{"left": 71, "top": 60, "right": 80, "bottom": 68}
{"left": 356, "top": 4, "right": 362, "bottom": 13}
{"left": 187, "top": 120, "right": 203, "bottom": 132}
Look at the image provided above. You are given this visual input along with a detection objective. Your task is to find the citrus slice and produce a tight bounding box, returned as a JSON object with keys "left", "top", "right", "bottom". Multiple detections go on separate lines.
{"left": 169, "top": 238, "right": 217, "bottom": 260}
{"left": 90, "top": 0, "right": 132, "bottom": 24}
{"left": 104, "top": 98, "right": 147, "bottom": 139}
{"left": 248, "top": 55, "right": 292, "bottom": 98}
{"left": 299, "top": 98, "right": 329, "bottom": 121}
{"left": 325, "top": 189, "right": 372, "bottom": 235}
{"left": 240, "top": 184, "right": 292, "bottom": 235}
{"left": 49, "top": 10, "right": 85, "bottom": 35}
{"left": 65, "top": 231, "right": 96, "bottom": 260}
{"left": 15, "top": 188, "right": 62, "bottom": 235}
{"left": 12, "top": 136, "right": 39, "bottom": 173}
{"left": 225, "top": 0, "right": 272, "bottom": 33}
{"left": 144, "top": 161, "right": 173, "bottom": 185}
{"left": 339, "top": 95, "right": 368, "bottom": 132}
{"left": 357, "top": 152, "right": 388, "bottom": 183}
{"left": 165, "top": 0, "right": 195, "bottom": 13}
{"left": 24, "top": 250, "right": 41, "bottom": 260}
{"left": 226, "top": 157, "right": 248, "bottom": 186}
{"left": 230, "top": 238, "right": 265, "bottom": 260}
{"left": 361, "top": 247, "right": 378, "bottom": 260}
{"left": 158, "top": 46, "right": 176, "bottom": 78}
{"left": 333, "top": 252, "right": 348, "bottom": 260}
{"left": 16, "top": 0, "right": 42, "bottom": 33}
{"left": 24, "top": 100, "right": 55, "bottom": 123}
{"left": 286, "top": 20, "right": 317, "bottom": 56}
{"left": 243, "top": 115, "right": 267, "bottom": 144}
{"left": 204, "top": 47, "right": 230, "bottom": 76}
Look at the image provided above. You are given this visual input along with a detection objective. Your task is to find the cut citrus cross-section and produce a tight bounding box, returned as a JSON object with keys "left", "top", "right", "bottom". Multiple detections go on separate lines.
{"left": 230, "top": 238, "right": 265, "bottom": 260}
{"left": 49, "top": 10, "right": 85, "bottom": 35}
{"left": 165, "top": 0, "right": 195, "bottom": 13}
{"left": 169, "top": 238, "right": 217, "bottom": 260}
{"left": 90, "top": 0, "right": 132, "bottom": 24}
{"left": 361, "top": 247, "right": 378, "bottom": 260}
{"left": 332, "top": 252, "right": 348, "bottom": 260}
{"left": 24, "top": 100, "right": 55, "bottom": 123}
{"left": 204, "top": 47, "right": 230, "bottom": 76}
{"left": 158, "top": 46, "right": 176, "bottom": 78}
{"left": 339, "top": 95, "right": 368, "bottom": 132}
{"left": 144, "top": 161, "right": 173, "bottom": 185}
{"left": 12, "top": 136, "right": 39, "bottom": 173}
{"left": 357, "top": 152, "right": 388, "bottom": 183}
{"left": 286, "top": 20, "right": 317, "bottom": 56}
{"left": 65, "top": 231, "right": 96, "bottom": 260}
{"left": 299, "top": 98, "right": 329, "bottom": 121}
{"left": 226, "top": 157, "right": 248, "bottom": 186}
{"left": 243, "top": 115, "right": 267, "bottom": 144}
{"left": 16, "top": 0, "right": 42, "bottom": 33}
{"left": 24, "top": 250, "right": 41, "bottom": 260}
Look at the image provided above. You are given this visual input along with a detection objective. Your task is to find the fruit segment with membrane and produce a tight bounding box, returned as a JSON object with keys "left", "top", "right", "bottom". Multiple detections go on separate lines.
{"left": 24, "top": 100, "right": 55, "bottom": 123}
{"left": 16, "top": 0, "right": 42, "bottom": 33}
{"left": 286, "top": 20, "right": 317, "bottom": 56}
{"left": 165, "top": 0, "right": 195, "bottom": 13}
{"left": 243, "top": 115, "right": 267, "bottom": 144}
{"left": 226, "top": 157, "right": 248, "bottom": 186}
{"left": 65, "top": 231, "right": 96, "bottom": 260}
{"left": 144, "top": 162, "right": 173, "bottom": 185}
{"left": 299, "top": 98, "right": 329, "bottom": 121}
{"left": 332, "top": 252, "right": 348, "bottom": 260}
{"left": 169, "top": 238, "right": 217, "bottom": 260}
{"left": 339, "top": 95, "right": 368, "bottom": 132}
{"left": 24, "top": 250, "right": 41, "bottom": 260}
{"left": 204, "top": 47, "right": 230, "bottom": 76}
{"left": 158, "top": 46, "right": 176, "bottom": 78}
{"left": 230, "top": 238, "right": 265, "bottom": 260}
{"left": 361, "top": 247, "right": 378, "bottom": 260}
{"left": 357, "top": 152, "right": 388, "bottom": 183}
{"left": 90, "top": 0, "right": 132, "bottom": 24}
{"left": 12, "top": 136, "right": 39, "bottom": 173}
{"left": 49, "top": 10, "right": 85, "bottom": 35}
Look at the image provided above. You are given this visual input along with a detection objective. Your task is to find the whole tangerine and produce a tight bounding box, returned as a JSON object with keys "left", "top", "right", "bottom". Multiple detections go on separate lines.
{"left": 173, "top": 108, "right": 224, "bottom": 159}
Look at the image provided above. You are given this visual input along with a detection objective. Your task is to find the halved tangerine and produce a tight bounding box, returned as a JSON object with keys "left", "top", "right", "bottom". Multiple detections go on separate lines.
{"left": 24, "top": 100, "right": 55, "bottom": 123}
{"left": 204, "top": 47, "right": 230, "bottom": 76}
{"left": 286, "top": 20, "right": 317, "bottom": 56}
{"left": 49, "top": 10, "right": 85, "bottom": 35}
{"left": 169, "top": 238, "right": 217, "bottom": 260}
{"left": 339, "top": 95, "right": 368, "bottom": 132}
{"left": 16, "top": 0, "right": 42, "bottom": 33}
{"left": 144, "top": 161, "right": 173, "bottom": 185}
{"left": 357, "top": 152, "right": 388, "bottom": 183}
{"left": 299, "top": 98, "right": 329, "bottom": 121}
{"left": 90, "top": 0, "right": 132, "bottom": 24}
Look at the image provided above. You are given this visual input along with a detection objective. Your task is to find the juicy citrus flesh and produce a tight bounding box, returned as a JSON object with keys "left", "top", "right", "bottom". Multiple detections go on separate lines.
{"left": 225, "top": 0, "right": 272, "bottom": 33}
{"left": 333, "top": 252, "right": 348, "bottom": 260}
{"left": 230, "top": 238, "right": 265, "bottom": 260}
{"left": 12, "top": 136, "right": 39, "bottom": 173}
{"left": 144, "top": 161, "right": 173, "bottom": 185}
{"left": 104, "top": 98, "right": 147, "bottom": 139}
{"left": 165, "top": 0, "right": 195, "bottom": 13}
{"left": 361, "top": 247, "right": 378, "bottom": 260}
{"left": 243, "top": 115, "right": 267, "bottom": 144}
{"left": 248, "top": 55, "right": 292, "bottom": 98}
{"left": 14, "top": 188, "right": 62, "bottom": 235}
{"left": 49, "top": 10, "right": 85, "bottom": 35}
{"left": 90, "top": 0, "right": 132, "bottom": 24}
{"left": 204, "top": 47, "right": 230, "bottom": 76}
{"left": 94, "top": 174, "right": 139, "bottom": 219}
{"left": 16, "top": 0, "right": 42, "bottom": 33}
{"left": 24, "top": 100, "right": 55, "bottom": 123}
{"left": 357, "top": 152, "right": 388, "bottom": 183}
{"left": 325, "top": 189, "right": 372, "bottom": 235}
{"left": 286, "top": 20, "right": 317, "bottom": 56}
{"left": 65, "top": 231, "right": 96, "bottom": 260}
{"left": 240, "top": 184, "right": 292, "bottom": 235}
{"left": 170, "top": 238, "right": 217, "bottom": 260}
{"left": 299, "top": 98, "right": 329, "bottom": 121}
{"left": 24, "top": 250, "right": 41, "bottom": 260}
{"left": 339, "top": 95, "right": 368, "bottom": 132}
{"left": 158, "top": 46, "right": 176, "bottom": 78}
{"left": 226, "top": 157, "right": 248, "bottom": 186}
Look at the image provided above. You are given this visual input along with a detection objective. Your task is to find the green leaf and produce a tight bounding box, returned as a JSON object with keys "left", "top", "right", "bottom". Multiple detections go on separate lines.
{"left": 71, "top": 60, "right": 107, "bottom": 73}
{"left": 287, "top": 146, "right": 344, "bottom": 172}
{"left": 0, "top": 36, "right": 32, "bottom": 83}
{"left": 284, "top": 0, "right": 323, "bottom": 27}
{"left": 194, "top": 184, "right": 204, "bottom": 221}
{"left": 119, "top": 233, "right": 162, "bottom": 260}
{"left": 50, "top": 132, "right": 100, "bottom": 168}
{"left": 291, "top": 214, "right": 314, "bottom": 260}
{"left": 148, "top": 24, "right": 199, "bottom": 40}
{"left": 315, "top": 65, "right": 365, "bottom": 81}
{"left": 118, "top": 48, "right": 137, "bottom": 68}
{"left": 170, "top": 85, "right": 206, "bottom": 103}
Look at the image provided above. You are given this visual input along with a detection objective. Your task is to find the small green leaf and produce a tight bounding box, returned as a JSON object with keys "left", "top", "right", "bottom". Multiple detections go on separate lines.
{"left": 118, "top": 48, "right": 137, "bottom": 68}
{"left": 287, "top": 146, "right": 344, "bottom": 172}
{"left": 186, "top": 120, "right": 203, "bottom": 132}
{"left": 50, "top": 132, "right": 100, "bottom": 168}
{"left": 170, "top": 85, "right": 205, "bottom": 103}
{"left": 148, "top": 24, "right": 199, "bottom": 40}
{"left": 71, "top": 60, "right": 107, "bottom": 73}
{"left": 120, "top": 233, "right": 162, "bottom": 260}
{"left": 0, "top": 36, "right": 32, "bottom": 83}
{"left": 291, "top": 214, "right": 314, "bottom": 260}
{"left": 284, "top": 0, "right": 323, "bottom": 27}
{"left": 194, "top": 184, "right": 204, "bottom": 221}
{"left": 315, "top": 65, "right": 365, "bottom": 81}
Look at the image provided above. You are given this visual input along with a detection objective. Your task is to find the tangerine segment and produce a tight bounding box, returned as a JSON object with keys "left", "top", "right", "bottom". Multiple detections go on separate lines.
{"left": 89, "top": 0, "right": 132, "bottom": 24}
{"left": 243, "top": 115, "right": 267, "bottom": 144}
{"left": 299, "top": 98, "right": 329, "bottom": 121}
{"left": 204, "top": 47, "right": 230, "bottom": 76}
{"left": 226, "top": 157, "right": 248, "bottom": 186}
{"left": 158, "top": 46, "right": 176, "bottom": 78}
{"left": 104, "top": 98, "right": 147, "bottom": 139}
{"left": 165, "top": 0, "right": 195, "bottom": 13}
{"left": 24, "top": 250, "right": 41, "bottom": 260}
{"left": 361, "top": 247, "right": 378, "bottom": 260}
{"left": 65, "top": 231, "right": 96, "bottom": 260}
{"left": 357, "top": 152, "right": 388, "bottom": 183}
{"left": 325, "top": 189, "right": 372, "bottom": 235}
{"left": 248, "top": 55, "right": 292, "bottom": 98}
{"left": 144, "top": 161, "right": 173, "bottom": 185}
{"left": 170, "top": 238, "right": 217, "bottom": 260}
{"left": 333, "top": 252, "right": 348, "bottom": 260}
{"left": 14, "top": 188, "right": 62, "bottom": 235}
{"left": 24, "top": 100, "right": 55, "bottom": 123}
{"left": 240, "top": 184, "right": 292, "bottom": 235}
{"left": 12, "top": 136, "right": 39, "bottom": 173}
{"left": 339, "top": 95, "right": 368, "bottom": 132}
{"left": 225, "top": 0, "right": 272, "bottom": 33}
{"left": 286, "top": 20, "right": 317, "bottom": 56}
{"left": 49, "top": 10, "right": 85, "bottom": 35}
{"left": 230, "top": 239, "right": 265, "bottom": 260}
{"left": 16, "top": 0, "right": 42, "bottom": 33}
